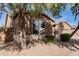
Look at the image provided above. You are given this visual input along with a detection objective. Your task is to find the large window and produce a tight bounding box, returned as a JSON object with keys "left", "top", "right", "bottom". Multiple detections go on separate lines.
{"left": 32, "top": 20, "right": 46, "bottom": 35}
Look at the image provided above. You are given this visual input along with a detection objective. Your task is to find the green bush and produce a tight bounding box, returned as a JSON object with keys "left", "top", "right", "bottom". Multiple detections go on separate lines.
{"left": 44, "top": 35, "right": 55, "bottom": 43}
{"left": 60, "top": 33, "right": 71, "bottom": 42}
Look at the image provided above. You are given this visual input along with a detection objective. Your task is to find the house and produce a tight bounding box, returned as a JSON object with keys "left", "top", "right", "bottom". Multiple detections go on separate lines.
{"left": 5, "top": 12, "right": 55, "bottom": 41}
{"left": 54, "top": 21, "right": 72, "bottom": 34}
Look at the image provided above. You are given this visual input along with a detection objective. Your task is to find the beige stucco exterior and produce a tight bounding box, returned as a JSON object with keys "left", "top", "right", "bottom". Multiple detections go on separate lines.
{"left": 5, "top": 15, "right": 12, "bottom": 28}
{"left": 62, "top": 22, "right": 71, "bottom": 30}
{"left": 54, "top": 22, "right": 72, "bottom": 34}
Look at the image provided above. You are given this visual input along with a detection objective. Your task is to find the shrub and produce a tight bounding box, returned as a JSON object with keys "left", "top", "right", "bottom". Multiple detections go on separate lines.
{"left": 60, "top": 33, "right": 71, "bottom": 42}
{"left": 44, "top": 35, "right": 55, "bottom": 44}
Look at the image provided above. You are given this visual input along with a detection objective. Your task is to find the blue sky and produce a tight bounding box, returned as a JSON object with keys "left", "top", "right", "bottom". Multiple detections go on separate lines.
{"left": 59, "top": 4, "right": 79, "bottom": 27}
{"left": 0, "top": 12, "right": 6, "bottom": 27}
{"left": 0, "top": 4, "right": 79, "bottom": 27}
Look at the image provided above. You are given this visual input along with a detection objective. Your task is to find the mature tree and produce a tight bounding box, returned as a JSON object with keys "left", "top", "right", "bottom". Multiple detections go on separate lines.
{"left": 0, "top": 3, "right": 46, "bottom": 49}
{"left": 0, "top": 3, "right": 66, "bottom": 49}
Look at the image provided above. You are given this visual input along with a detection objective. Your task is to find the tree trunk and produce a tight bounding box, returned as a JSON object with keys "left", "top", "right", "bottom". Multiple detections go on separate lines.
{"left": 70, "top": 23, "right": 79, "bottom": 38}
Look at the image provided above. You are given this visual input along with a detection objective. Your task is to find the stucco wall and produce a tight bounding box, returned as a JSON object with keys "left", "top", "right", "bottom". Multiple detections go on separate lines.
{"left": 54, "top": 22, "right": 72, "bottom": 34}
{"left": 62, "top": 23, "right": 71, "bottom": 30}
{"left": 6, "top": 15, "right": 12, "bottom": 28}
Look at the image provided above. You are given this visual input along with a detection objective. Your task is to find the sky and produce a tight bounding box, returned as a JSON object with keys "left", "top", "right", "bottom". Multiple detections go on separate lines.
{"left": 0, "top": 12, "right": 6, "bottom": 27}
{"left": 59, "top": 4, "right": 79, "bottom": 27}
{"left": 0, "top": 4, "right": 79, "bottom": 27}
